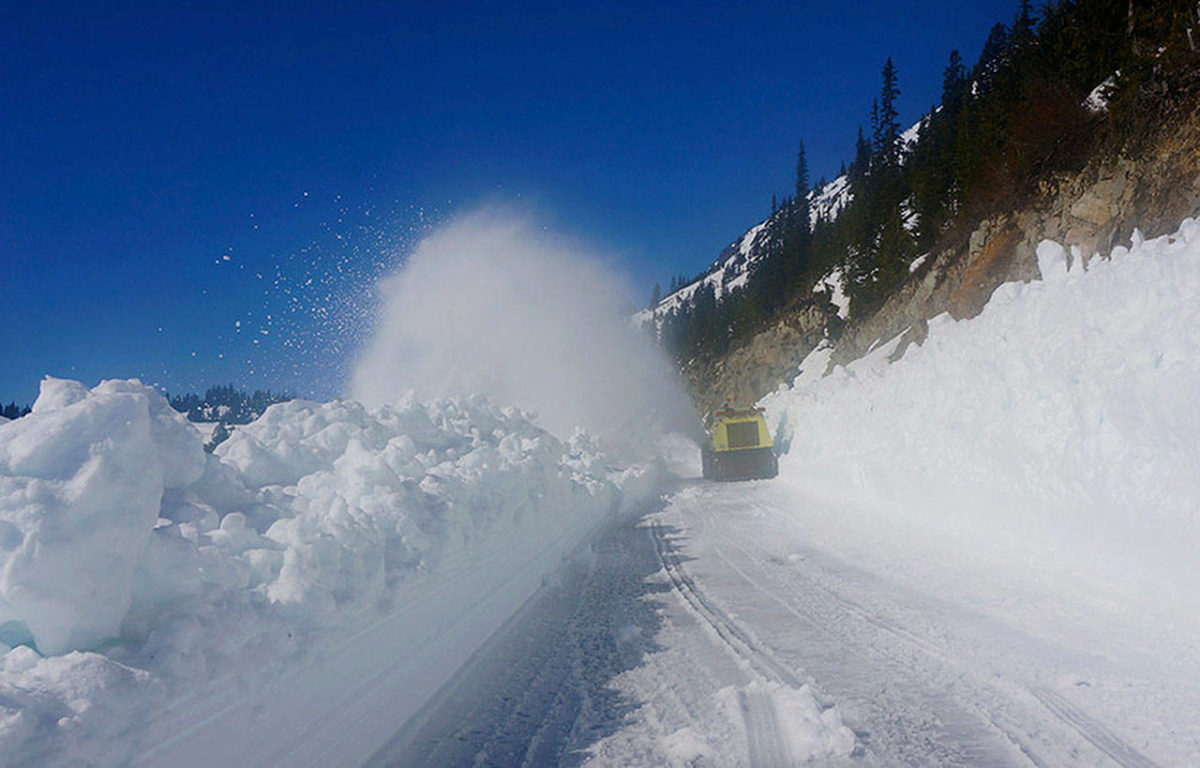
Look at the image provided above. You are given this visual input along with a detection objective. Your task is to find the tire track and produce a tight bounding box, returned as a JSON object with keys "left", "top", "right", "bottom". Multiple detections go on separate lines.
{"left": 694, "top": 499, "right": 1162, "bottom": 768}
{"left": 1031, "top": 688, "right": 1162, "bottom": 768}
{"left": 651, "top": 522, "right": 805, "bottom": 689}
{"left": 650, "top": 522, "right": 809, "bottom": 767}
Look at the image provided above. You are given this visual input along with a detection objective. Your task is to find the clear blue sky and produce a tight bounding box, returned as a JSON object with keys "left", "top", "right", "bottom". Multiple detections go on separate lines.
{"left": 2, "top": 0, "right": 1018, "bottom": 405}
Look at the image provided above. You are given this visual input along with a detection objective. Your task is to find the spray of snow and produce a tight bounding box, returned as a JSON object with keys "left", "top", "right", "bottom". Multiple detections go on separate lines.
{"left": 351, "top": 208, "right": 695, "bottom": 454}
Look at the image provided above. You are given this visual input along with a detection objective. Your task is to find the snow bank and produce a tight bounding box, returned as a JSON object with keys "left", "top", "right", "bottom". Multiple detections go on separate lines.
{"left": 0, "top": 379, "right": 660, "bottom": 766}
{"left": 0, "top": 378, "right": 204, "bottom": 656}
{"left": 764, "top": 218, "right": 1200, "bottom": 625}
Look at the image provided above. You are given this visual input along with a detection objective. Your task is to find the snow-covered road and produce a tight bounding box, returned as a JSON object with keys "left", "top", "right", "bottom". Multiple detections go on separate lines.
{"left": 372, "top": 476, "right": 1192, "bottom": 767}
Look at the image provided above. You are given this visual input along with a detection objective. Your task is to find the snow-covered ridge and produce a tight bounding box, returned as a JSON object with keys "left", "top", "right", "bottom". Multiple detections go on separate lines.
{"left": 635, "top": 115, "right": 932, "bottom": 329}
{"left": 634, "top": 173, "right": 853, "bottom": 328}
{"left": 0, "top": 380, "right": 661, "bottom": 766}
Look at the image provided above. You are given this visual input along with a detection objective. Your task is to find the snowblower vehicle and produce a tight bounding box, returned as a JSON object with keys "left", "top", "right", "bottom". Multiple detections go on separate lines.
{"left": 700, "top": 406, "right": 778, "bottom": 481}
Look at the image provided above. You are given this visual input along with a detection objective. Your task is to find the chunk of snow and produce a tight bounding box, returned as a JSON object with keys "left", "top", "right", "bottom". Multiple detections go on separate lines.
{"left": 1036, "top": 239, "right": 1069, "bottom": 282}
{"left": 0, "top": 379, "right": 204, "bottom": 656}
{"left": 29, "top": 377, "right": 89, "bottom": 414}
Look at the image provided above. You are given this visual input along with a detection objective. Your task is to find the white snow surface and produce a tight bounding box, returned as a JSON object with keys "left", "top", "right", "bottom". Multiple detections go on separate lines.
{"left": 0, "top": 379, "right": 662, "bottom": 767}
{"left": 764, "top": 216, "right": 1200, "bottom": 640}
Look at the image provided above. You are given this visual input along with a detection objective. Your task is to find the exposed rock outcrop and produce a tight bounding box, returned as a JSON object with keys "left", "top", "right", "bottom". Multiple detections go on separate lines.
{"left": 683, "top": 300, "right": 834, "bottom": 415}
{"left": 688, "top": 95, "right": 1200, "bottom": 408}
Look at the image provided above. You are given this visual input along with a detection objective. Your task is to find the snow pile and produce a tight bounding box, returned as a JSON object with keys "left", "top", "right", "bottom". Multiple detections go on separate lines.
{"left": 764, "top": 218, "right": 1200, "bottom": 623}
{"left": 0, "top": 378, "right": 204, "bottom": 656}
{"left": 0, "top": 378, "right": 659, "bottom": 766}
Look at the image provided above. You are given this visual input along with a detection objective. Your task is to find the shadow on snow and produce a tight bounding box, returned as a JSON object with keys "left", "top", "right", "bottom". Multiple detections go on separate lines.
{"left": 367, "top": 489, "right": 689, "bottom": 767}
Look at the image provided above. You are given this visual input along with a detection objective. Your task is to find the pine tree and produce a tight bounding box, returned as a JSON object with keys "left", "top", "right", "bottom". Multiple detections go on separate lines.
{"left": 877, "top": 58, "right": 902, "bottom": 166}
{"left": 941, "top": 49, "right": 965, "bottom": 112}
{"left": 648, "top": 282, "right": 662, "bottom": 309}
{"left": 851, "top": 126, "right": 872, "bottom": 180}
{"left": 1013, "top": 0, "right": 1036, "bottom": 49}
{"left": 869, "top": 99, "right": 881, "bottom": 162}
{"left": 795, "top": 141, "right": 811, "bottom": 236}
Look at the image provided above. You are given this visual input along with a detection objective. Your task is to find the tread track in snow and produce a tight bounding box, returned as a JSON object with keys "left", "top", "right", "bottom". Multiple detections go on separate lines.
{"left": 683, "top": 489, "right": 1163, "bottom": 768}
{"left": 1030, "top": 688, "right": 1162, "bottom": 768}
{"left": 651, "top": 521, "right": 814, "bottom": 767}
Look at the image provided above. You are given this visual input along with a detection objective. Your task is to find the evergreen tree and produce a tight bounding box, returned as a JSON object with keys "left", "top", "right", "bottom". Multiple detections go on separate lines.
{"left": 877, "top": 57, "right": 902, "bottom": 166}
{"left": 1013, "top": 0, "right": 1036, "bottom": 49}
{"left": 941, "top": 49, "right": 966, "bottom": 112}
{"left": 974, "top": 22, "right": 1012, "bottom": 93}
{"left": 795, "top": 141, "right": 811, "bottom": 236}
{"left": 850, "top": 126, "right": 872, "bottom": 180}
{"left": 869, "top": 99, "right": 881, "bottom": 164}
{"left": 648, "top": 282, "right": 662, "bottom": 309}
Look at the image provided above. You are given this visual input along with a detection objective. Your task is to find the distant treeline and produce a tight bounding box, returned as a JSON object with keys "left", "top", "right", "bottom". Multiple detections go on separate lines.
{"left": 168, "top": 384, "right": 294, "bottom": 424}
{"left": 2, "top": 402, "right": 32, "bottom": 420}
{"left": 651, "top": 0, "right": 1197, "bottom": 366}
{"left": 1, "top": 385, "right": 292, "bottom": 425}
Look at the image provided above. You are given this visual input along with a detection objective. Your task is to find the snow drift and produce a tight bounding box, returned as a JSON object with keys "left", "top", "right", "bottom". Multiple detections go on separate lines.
{"left": 763, "top": 218, "right": 1200, "bottom": 628}
{"left": 351, "top": 208, "right": 695, "bottom": 455}
{"left": 0, "top": 377, "right": 660, "bottom": 766}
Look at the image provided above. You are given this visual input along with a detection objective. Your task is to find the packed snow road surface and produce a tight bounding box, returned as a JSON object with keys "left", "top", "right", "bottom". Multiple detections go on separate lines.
{"left": 376, "top": 477, "right": 1189, "bottom": 767}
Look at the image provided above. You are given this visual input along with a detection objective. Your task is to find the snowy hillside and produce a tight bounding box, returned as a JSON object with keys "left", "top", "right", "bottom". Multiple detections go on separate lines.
{"left": 0, "top": 380, "right": 661, "bottom": 767}
{"left": 634, "top": 173, "right": 853, "bottom": 328}
{"left": 635, "top": 116, "right": 932, "bottom": 330}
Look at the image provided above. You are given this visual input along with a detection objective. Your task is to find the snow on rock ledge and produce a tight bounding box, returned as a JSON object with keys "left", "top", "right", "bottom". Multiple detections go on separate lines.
{"left": 0, "top": 383, "right": 661, "bottom": 766}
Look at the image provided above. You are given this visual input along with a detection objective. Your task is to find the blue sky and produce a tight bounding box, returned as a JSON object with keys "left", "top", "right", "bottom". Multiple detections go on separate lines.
{"left": 2, "top": 1, "right": 1017, "bottom": 404}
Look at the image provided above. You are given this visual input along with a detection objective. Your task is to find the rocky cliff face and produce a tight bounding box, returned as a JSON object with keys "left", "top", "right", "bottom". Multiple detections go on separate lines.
{"left": 691, "top": 95, "right": 1200, "bottom": 408}
{"left": 682, "top": 299, "right": 836, "bottom": 415}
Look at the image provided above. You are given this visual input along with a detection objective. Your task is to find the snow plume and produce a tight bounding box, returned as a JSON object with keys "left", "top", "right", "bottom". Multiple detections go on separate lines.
{"left": 351, "top": 208, "right": 695, "bottom": 454}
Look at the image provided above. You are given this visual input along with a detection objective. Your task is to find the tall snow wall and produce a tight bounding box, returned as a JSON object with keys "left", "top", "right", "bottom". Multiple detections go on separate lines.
{"left": 763, "top": 218, "right": 1200, "bottom": 624}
